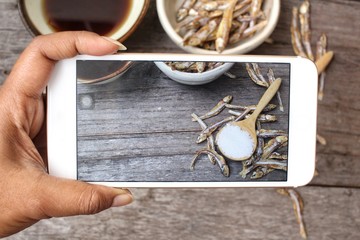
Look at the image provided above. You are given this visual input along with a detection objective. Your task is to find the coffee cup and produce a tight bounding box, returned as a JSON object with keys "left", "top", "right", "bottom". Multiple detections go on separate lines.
{"left": 18, "top": 0, "right": 149, "bottom": 84}
{"left": 18, "top": 0, "right": 149, "bottom": 41}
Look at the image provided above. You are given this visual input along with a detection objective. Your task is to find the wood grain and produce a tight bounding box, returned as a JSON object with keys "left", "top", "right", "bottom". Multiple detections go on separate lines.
{"left": 1, "top": 0, "right": 360, "bottom": 239}
{"left": 5, "top": 187, "right": 360, "bottom": 240}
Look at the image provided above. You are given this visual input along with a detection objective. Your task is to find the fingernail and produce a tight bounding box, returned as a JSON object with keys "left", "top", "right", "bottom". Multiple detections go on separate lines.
{"left": 102, "top": 36, "right": 127, "bottom": 51}
{"left": 112, "top": 193, "right": 133, "bottom": 207}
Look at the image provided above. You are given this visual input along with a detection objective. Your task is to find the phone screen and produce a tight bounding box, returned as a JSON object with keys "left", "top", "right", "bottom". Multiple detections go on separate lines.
{"left": 76, "top": 60, "right": 290, "bottom": 182}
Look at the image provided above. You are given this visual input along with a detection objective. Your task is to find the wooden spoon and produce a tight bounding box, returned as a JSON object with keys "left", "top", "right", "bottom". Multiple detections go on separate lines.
{"left": 216, "top": 78, "right": 282, "bottom": 161}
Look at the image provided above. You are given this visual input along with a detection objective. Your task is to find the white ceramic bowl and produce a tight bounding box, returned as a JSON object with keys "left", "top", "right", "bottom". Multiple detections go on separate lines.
{"left": 18, "top": 0, "right": 149, "bottom": 42}
{"left": 154, "top": 61, "right": 235, "bottom": 85}
{"left": 156, "top": 0, "right": 280, "bottom": 54}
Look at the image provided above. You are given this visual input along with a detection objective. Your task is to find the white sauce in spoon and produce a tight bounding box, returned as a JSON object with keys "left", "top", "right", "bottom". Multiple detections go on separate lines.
{"left": 216, "top": 125, "right": 255, "bottom": 160}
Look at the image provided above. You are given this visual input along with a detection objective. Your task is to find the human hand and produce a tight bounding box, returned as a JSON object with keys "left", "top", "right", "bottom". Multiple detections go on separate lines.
{"left": 0, "top": 31, "right": 132, "bottom": 237}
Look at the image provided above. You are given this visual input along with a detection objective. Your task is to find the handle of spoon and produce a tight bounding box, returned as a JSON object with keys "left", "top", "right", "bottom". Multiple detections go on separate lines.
{"left": 248, "top": 78, "right": 282, "bottom": 122}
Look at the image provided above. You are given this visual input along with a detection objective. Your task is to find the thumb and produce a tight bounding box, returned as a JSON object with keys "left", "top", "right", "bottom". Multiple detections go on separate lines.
{"left": 38, "top": 175, "right": 133, "bottom": 217}
{"left": 4, "top": 31, "right": 126, "bottom": 99}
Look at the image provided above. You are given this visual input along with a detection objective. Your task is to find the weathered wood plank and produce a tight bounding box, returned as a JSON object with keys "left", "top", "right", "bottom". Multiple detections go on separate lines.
{"left": 5, "top": 187, "right": 360, "bottom": 240}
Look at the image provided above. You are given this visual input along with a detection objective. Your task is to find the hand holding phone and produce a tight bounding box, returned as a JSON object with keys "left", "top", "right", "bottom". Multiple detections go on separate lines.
{"left": 0, "top": 32, "right": 133, "bottom": 238}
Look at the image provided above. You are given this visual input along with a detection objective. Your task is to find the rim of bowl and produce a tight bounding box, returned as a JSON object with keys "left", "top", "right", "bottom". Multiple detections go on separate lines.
{"left": 77, "top": 61, "right": 133, "bottom": 84}
{"left": 17, "top": 0, "right": 150, "bottom": 42}
{"left": 154, "top": 61, "right": 235, "bottom": 85}
{"left": 117, "top": 0, "right": 150, "bottom": 42}
{"left": 156, "top": 0, "right": 281, "bottom": 54}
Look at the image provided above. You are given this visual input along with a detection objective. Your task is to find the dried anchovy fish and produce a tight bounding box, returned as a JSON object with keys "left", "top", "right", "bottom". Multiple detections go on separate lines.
{"left": 277, "top": 188, "right": 307, "bottom": 239}
{"left": 251, "top": 166, "right": 274, "bottom": 179}
{"left": 177, "top": 0, "right": 197, "bottom": 22}
{"left": 299, "top": 0, "right": 314, "bottom": 61}
{"left": 257, "top": 129, "right": 288, "bottom": 138}
{"left": 291, "top": 0, "right": 334, "bottom": 99}
{"left": 261, "top": 136, "right": 288, "bottom": 160}
{"left": 316, "top": 134, "right": 327, "bottom": 145}
{"left": 267, "top": 68, "right": 284, "bottom": 112}
{"left": 165, "top": 61, "right": 224, "bottom": 73}
{"left": 190, "top": 148, "right": 230, "bottom": 177}
{"left": 291, "top": 7, "right": 307, "bottom": 58}
{"left": 225, "top": 103, "right": 277, "bottom": 112}
{"left": 176, "top": 0, "right": 267, "bottom": 52}
{"left": 191, "top": 113, "right": 216, "bottom": 165}
{"left": 269, "top": 152, "right": 288, "bottom": 160}
{"left": 246, "top": 63, "right": 284, "bottom": 111}
{"left": 192, "top": 95, "right": 233, "bottom": 121}
{"left": 228, "top": 110, "right": 277, "bottom": 123}
{"left": 216, "top": 0, "right": 237, "bottom": 52}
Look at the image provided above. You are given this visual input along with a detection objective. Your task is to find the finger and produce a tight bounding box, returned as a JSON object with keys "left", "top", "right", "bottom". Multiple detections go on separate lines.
{"left": 38, "top": 175, "right": 133, "bottom": 217}
{"left": 4, "top": 31, "right": 125, "bottom": 99}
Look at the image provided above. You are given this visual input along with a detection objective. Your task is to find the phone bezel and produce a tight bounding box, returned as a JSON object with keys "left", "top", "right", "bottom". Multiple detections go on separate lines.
{"left": 47, "top": 53, "right": 317, "bottom": 188}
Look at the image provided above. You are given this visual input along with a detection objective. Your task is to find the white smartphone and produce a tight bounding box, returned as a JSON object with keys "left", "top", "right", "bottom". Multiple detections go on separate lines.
{"left": 47, "top": 53, "right": 318, "bottom": 188}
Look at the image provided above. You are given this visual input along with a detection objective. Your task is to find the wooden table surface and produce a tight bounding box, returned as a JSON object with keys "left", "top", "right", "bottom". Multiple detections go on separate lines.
{"left": 1, "top": 0, "right": 359, "bottom": 239}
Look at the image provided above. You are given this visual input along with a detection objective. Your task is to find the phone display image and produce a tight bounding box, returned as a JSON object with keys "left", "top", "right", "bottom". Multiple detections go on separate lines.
{"left": 76, "top": 60, "right": 290, "bottom": 183}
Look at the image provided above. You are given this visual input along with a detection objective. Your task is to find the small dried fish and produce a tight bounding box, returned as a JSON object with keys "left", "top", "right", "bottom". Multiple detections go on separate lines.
{"left": 190, "top": 148, "right": 230, "bottom": 177}
{"left": 262, "top": 136, "right": 288, "bottom": 159}
{"left": 246, "top": 63, "right": 269, "bottom": 87}
{"left": 291, "top": 7, "right": 307, "bottom": 58}
{"left": 216, "top": 0, "right": 237, "bottom": 52}
{"left": 318, "top": 72, "right": 326, "bottom": 101}
{"left": 176, "top": 0, "right": 197, "bottom": 22}
{"left": 316, "top": 33, "right": 327, "bottom": 100}
{"left": 248, "top": 114, "right": 277, "bottom": 123}
{"left": 277, "top": 188, "right": 307, "bottom": 239}
{"left": 229, "top": 110, "right": 278, "bottom": 123}
{"left": 299, "top": 0, "right": 314, "bottom": 60}
{"left": 192, "top": 95, "right": 233, "bottom": 121}
{"left": 255, "top": 121, "right": 264, "bottom": 159}
{"left": 223, "top": 71, "right": 237, "bottom": 79}
{"left": 240, "top": 136, "right": 288, "bottom": 178}
{"left": 269, "top": 152, "right": 288, "bottom": 160}
{"left": 187, "top": 19, "right": 219, "bottom": 46}
{"left": 166, "top": 61, "right": 224, "bottom": 73}
{"left": 242, "top": 20, "right": 267, "bottom": 38}
{"left": 246, "top": 63, "right": 284, "bottom": 112}
{"left": 252, "top": 63, "right": 269, "bottom": 86}
{"left": 168, "top": 61, "right": 194, "bottom": 71}
{"left": 267, "top": 69, "right": 284, "bottom": 112}
{"left": 250, "top": 166, "right": 274, "bottom": 179}
{"left": 291, "top": 0, "right": 334, "bottom": 101}
{"left": 191, "top": 113, "right": 216, "bottom": 165}
{"left": 225, "top": 103, "right": 277, "bottom": 112}
{"left": 316, "top": 33, "right": 327, "bottom": 61}
{"left": 177, "top": 0, "right": 266, "bottom": 52}
{"left": 249, "top": 0, "right": 263, "bottom": 28}
{"left": 316, "top": 134, "right": 327, "bottom": 145}
{"left": 229, "top": 21, "right": 249, "bottom": 44}
{"left": 255, "top": 160, "right": 288, "bottom": 171}
{"left": 257, "top": 129, "right": 287, "bottom": 138}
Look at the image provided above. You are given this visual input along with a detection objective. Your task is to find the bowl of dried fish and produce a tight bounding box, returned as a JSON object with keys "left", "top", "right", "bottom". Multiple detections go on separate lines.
{"left": 154, "top": 61, "right": 234, "bottom": 85}
{"left": 156, "top": 0, "right": 280, "bottom": 54}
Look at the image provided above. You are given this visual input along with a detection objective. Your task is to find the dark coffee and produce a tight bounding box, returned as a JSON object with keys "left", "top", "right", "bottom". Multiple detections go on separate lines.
{"left": 44, "top": 0, "right": 132, "bottom": 36}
